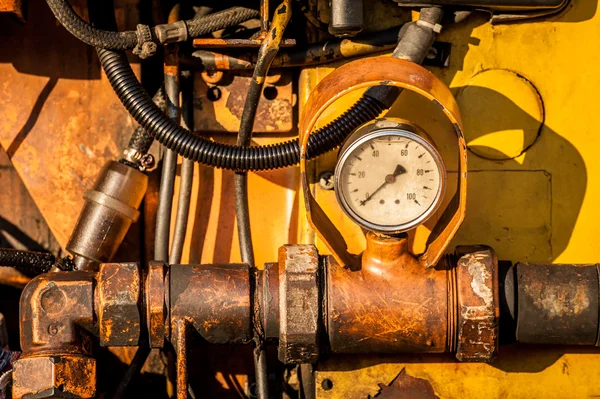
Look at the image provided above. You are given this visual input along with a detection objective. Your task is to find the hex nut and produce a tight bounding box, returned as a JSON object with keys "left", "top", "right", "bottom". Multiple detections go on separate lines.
{"left": 146, "top": 261, "right": 167, "bottom": 348}
{"left": 97, "top": 263, "right": 141, "bottom": 346}
{"left": 12, "top": 355, "right": 96, "bottom": 398}
{"left": 278, "top": 245, "right": 320, "bottom": 364}
{"left": 454, "top": 246, "right": 499, "bottom": 362}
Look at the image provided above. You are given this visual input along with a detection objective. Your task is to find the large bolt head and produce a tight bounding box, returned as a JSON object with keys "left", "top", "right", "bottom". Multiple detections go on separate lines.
{"left": 454, "top": 246, "right": 499, "bottom": 362}
{"left": 12, "top": 355, "right": 96, "bottom": 398}
{"left": 97, "top": 263, "right": 141, "bottom": 346}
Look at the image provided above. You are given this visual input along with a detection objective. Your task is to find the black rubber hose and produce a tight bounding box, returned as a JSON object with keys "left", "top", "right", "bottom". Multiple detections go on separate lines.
{"left": 169, "top": 72, "right": 195, "bottom": 265}
{"left": 154, "top": 63, "right": 180, "bottom": 262}
{"left": 112, "top": 344, "right": 151, "bottom": 399}
{"left": 97, "top": 48, "right": 390, "bottom": 171}
{"left": 0, "top": 248, "right": 55, "bottom": 276}
{"left": 127, "top": 86, "right": 165, "bottom": 154}
{"left": 46, "top": 0, "right": 259, "bottom": 50}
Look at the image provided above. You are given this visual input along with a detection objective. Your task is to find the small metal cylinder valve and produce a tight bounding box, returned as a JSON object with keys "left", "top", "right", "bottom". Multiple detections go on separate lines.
{"left": 329, "top": 0, "right": 363, "bottom": 37}
{"left": 66, "top": 161, "right": 148, "bottom": 271}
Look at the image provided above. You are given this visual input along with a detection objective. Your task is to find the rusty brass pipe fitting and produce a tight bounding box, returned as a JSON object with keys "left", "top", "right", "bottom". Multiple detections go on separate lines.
{"left": 325, "top": 235, "right": 500, "bottom": 362}
{"left": 13, "top": 263, "right": 143, "bottom": 398}
{"left": 327, "top": 233, "right": 451, "bottom": 354}
{"left": 13, "top": 271, "right": 97, "bottom": 398}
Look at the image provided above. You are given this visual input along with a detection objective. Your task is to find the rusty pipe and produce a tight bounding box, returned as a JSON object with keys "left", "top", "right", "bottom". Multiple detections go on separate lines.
{"left": 326, "top": 233, "right": 452, "bottom": 354}
{"left": 505, "top": 262, "right": 600, "bottom": 346}
{"left": 13, "top": 248, "right": 600, "bottom": 398}
{"left": 173, "top": 319, "right": 189, "bottom": 399}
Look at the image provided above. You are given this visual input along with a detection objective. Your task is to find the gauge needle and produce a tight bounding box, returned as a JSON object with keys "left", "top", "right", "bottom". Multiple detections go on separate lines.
{"left": 359, "top": 164, "right": 407, "bottom": 206}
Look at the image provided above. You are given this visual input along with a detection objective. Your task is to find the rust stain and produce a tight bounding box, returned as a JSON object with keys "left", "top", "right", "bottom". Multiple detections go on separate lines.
{"left": 195, "top": 70, "right": 294, "bottom": 133}
{"left": 97, "top": 263, "right": 141, "bottom": 346}
{"left": 327, "top": 233, "right": 449, "bottom": 354}
{"left": 455, "top": 247, "right": 499, "bottom": 362}
{"left": 536, "top": 283, "right": 590, "bottom": 317}
{"left": 373, "top": 368, "right": 439, "bottom": 399}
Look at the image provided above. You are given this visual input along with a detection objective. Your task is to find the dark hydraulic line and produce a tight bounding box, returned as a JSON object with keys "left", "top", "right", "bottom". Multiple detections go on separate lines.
{"left": 235, "top": 2, "right": 291, "bottom": 398}
{"left": 155, "top": 148, "right": 177, "bottom": 262}
{"left": 169, "top": 71, "right": 195, "bottom": 265}
{"left": 112, "top": 344, "right": 152, "bottom": 399}
{"left": 154, "top": 23, "right": 181, "bottom": 262}
{"left": 253, "top": 348, "right": 269, "bottom": 399}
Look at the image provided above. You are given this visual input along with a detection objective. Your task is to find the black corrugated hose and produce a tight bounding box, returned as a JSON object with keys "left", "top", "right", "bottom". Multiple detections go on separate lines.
{"left": 45, "top": 0, "right": 259, "bottom": 51}
{"left": 97, "top": 47, "right": 394, "bottom": 171}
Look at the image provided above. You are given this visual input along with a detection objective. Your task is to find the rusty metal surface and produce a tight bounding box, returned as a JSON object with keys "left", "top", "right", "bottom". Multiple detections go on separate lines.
{"left": 19, "top": 271, "right": 94, "bottom": 355}
{"left": 515, "top": 262, "right": 600, "bottom": 345}
{"left": 193, "top": 70, "right": 294, "bottom": 133}
{"left": 97, "top": 262, "right": 141, "bottom": 346}
{"left": 327, "top": 233, "right": 449, "bottom": 353}
{"left": 297, "top": 56, "right": 467, "bottom": 270}
{"left": 146, "top": 261, "right": 167, "bottom": 348}
{"left": 12, "top": 354, "right": 96, "bottom": 399}
{"left": 373, "top": 368, "right": 439, "bottom": 399}
{"left": 0, "top": 0, "right": 141, "bottom": 249}
{"left": 173, "top": 318, "right": 189, "bottom": 399}
{"left": 454, "top": 246, "right": 499, "bottom": 362}
{"left": 278, "top": 245, "right": 320, "bottom": 364}
{"left": 169, "top": 264, "right": 252, "bottom": 344}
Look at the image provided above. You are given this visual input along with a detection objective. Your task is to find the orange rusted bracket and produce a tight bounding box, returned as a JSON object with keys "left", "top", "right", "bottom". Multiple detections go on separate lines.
{"left": 299, "top": 56, "right": 467, "bottom": 269}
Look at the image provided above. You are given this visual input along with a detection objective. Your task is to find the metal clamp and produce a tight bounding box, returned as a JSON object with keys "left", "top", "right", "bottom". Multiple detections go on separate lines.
{"left": 133, "top": 24, "right": 158, "bottom": 59}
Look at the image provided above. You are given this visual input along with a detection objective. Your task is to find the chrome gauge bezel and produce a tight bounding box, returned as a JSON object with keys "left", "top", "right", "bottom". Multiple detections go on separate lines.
{"left": 333, "top": 125, "right": 447, "bottom": 234}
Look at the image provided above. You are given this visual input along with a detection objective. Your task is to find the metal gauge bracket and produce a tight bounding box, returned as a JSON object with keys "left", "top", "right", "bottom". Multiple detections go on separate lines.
{"left": 299, "top": 56, "right": 467, "bottom": 269}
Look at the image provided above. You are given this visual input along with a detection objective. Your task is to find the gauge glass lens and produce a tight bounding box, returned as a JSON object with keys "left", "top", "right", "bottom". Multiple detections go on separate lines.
{"left": 336, "top": 131, "right": 444, "bottom": 231}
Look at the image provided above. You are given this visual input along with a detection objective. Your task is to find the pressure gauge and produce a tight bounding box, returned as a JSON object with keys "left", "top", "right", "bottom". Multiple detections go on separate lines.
{"left": 334, "top": 119, "right": 446, "bottom": 234}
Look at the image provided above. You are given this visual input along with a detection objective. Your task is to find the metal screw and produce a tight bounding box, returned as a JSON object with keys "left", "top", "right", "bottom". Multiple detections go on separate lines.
{"left": 426, "top": 46, "right": 438, "bottom": 60}
{"left": 141, "top": 153, "right": 155, "bottom": 169}
{"left": 319, "top": 171, "right": 335, "bottom": 190}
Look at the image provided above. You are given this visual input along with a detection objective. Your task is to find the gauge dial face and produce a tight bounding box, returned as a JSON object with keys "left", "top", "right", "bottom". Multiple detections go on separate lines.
{"left": 335, "top": 128, "right": 446, "bottom": 233}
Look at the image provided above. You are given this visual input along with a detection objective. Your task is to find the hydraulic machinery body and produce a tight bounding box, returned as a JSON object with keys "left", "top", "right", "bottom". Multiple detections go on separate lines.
{"left": 0, "top": 0, "right": 599, "bottom": 397}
